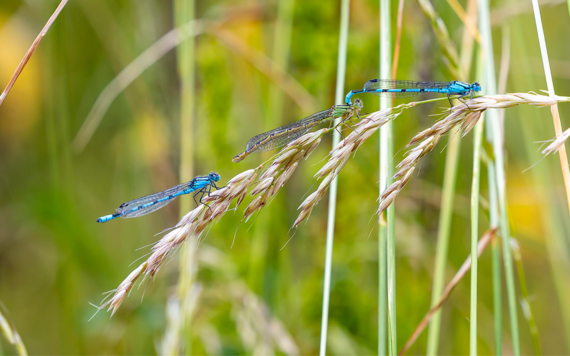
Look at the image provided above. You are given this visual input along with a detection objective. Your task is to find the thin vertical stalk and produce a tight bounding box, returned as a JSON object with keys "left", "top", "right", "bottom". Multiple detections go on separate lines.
{"left": 426, "top": 1, "right": 475, "bottom": 352}
{"left": 270, "top": 0, "right": 295, "bottom": 122}
{"left": 386, "top": 202, "right": 396, "bottom": 356}
{"left": 391, "top": 0, "right": 405, "bottom": 80}
{"left": 511, "top": 239, "right": 542, "bottom": 355}
{"left": 175, "top": 0, "right": 196, "bottom": 352}
{"left": 0, "top": 0, "right": 68, "bottom": 107}
{"left": 175, "top": 0, "right": 196, "bottom": 195}
{"left": 491, "top": 234, "right": 502, "bottom": 354}
{"left": 478, "top": 0, "right": 520, "bottom": 354}
{"left": 379, "top": 0, "right": 394, "bottom": 354}
{"left": 530, "top": 0, "right": 570, "bottom": 215}
{"left": 470, "top": 117, "right": 485, "bottom": 355}
{"left": 320, "top": 1, "right": 350, "bottom": 355}
{"left": 492, "top": 24, "right": 510, "bottom": 356}
{"left": 511, "top": 21, "right": 570, "bottom": 351}
{"left": 0, "top": 301, "right": 27, "bottom": 356}
{"left": 425, "top": 133, "right": 461, "bottom": 356}
{"left": 379, "top": 222, "right": 387, "bottom": 356}
{"left": 269, "top": 0, "right": 296, "bottom": 315}
{"left": 487, "top": 158, "right": 502, "bottom": 354}
{"left": 384, "top": 0, "right": 403, "bottom": 354}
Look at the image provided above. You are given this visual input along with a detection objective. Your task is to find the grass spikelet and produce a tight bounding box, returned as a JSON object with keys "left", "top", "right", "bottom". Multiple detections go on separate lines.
{"left": 542, "top": 127, "right": 570, "bottom": 155}
{"left": 250, "top": 177, "right": 274, "bottom": 196}
{"left": 241, "top": 128, "right": 333, "bottom": 223}
{"left": 294, "top": 103, "right": 412, "bottom": 227}
{"left": 377, "top": 93, "right": 570, "bottom": 215}
{"left": 99, "top": 93, "right": 570, "bottom": 315}
{"left": 98, "top": 169, "right": 258, "bottom": 313}
{"left": 97, "top": 262, "right": 147, "bottom": 316}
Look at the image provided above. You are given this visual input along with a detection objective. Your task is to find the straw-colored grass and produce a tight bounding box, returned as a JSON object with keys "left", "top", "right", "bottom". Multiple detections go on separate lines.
{"left": 0, "top": 0, "right": 68, "bottom": 107}
{"left": 97, "top": 92, "right": 570, "bottom": 315}
{"left": 399, "top": 228, "right": 496, "bottom": 356}
{"left": 0, "top": 302, "right": 28, "bottom": 356}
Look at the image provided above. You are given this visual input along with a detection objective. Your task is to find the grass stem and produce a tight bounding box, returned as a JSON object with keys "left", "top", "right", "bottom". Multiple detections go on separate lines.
{"left": 175, "top": 0, "right": 197, "bottom": 351}
{"left": 478, "top": 0, "right": 520, "bottom": 353}
{"left": 511, "top": 239, "right": 542, "bottom": 355}
{"left": 320, "top": 1, "right": 350, "bottom": 354}
{"left": 470, "top": 116, "right": 485, "bottom": 355}
{"left": 530, "top": 0, "right": 570, "bottom": 215}
{"left": 399, "top": 229, "right": 495, "bottom": 356}
{"left": 379, "top": 0, "right": 395, "bottom": 354}
{"left": 491, "top": 228, "right": 503, "bottom": 354}
{"left": 425, "top": 132, "right": 461, "bottom": 356}
{"left": 0, "top": 301, "right": 27, "bottom": 356}
{"left": 0, "top": 0, "right": 68, "bottom": 108}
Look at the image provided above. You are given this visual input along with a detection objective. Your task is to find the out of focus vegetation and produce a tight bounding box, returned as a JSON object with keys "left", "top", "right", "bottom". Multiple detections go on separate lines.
{"left": 1, "top": 0, "right": 569, "bottom": 354}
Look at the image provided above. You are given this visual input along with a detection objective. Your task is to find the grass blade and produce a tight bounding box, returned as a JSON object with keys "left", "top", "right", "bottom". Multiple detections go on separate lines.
{"left": 491, "top": 236, "right": 503, "bottom": 353}
{"left": 530, "top": 0, "right": 570, "bottom": 215}
{"left": 320, "top": 1, "right": 350, "bottom": 354}
{"left": 426, "top": 132, "right": 460, "bottom": 356}
{"left": 0, "top": 0, "right": 68, "bottom": 107}
{"left": 175, "top": 0, "right": 197, "bottom": 352}
{"left": 470, "top": 114, "right": 485, "bottom": 355}
{"left": 423, "top": 0, "right": 473, "bottom": 352}
{"left": 400, "top": 229, "right": 495, "bottom": 355}
{"left": 478, "top": 0, "right": 520, "bottom": 354}
{"left": 0, "top": 301, "right": 28, "bottom": 356}
{"left": 511, "top": 239, "right": 542, "bottom": 355}
{"left": 379, "top": 0, "right": 395, "bottom": 354}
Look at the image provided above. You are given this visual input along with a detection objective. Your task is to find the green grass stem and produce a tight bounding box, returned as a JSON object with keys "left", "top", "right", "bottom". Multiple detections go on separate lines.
{"left": 491, "top": 220, "right": 503, "bottom": 354}
{"left": 511, "top": 239, "right": 542, "bottom": 355}
{"left": 425, "top": 131, "right": 460, "bottom": 356}
{"left": 379, "top": 0, "right": 395, "bottom": 354}
{"left": 320, "top": 1, "right": 350, "bottom": 354}
{"left": 175, "top": 0, "right": 196, "bottom": 196}
{"left": 470, "top": 116, "right": 484, "bottom": 355}
{"left": 270, "top": 0, "right": 295, "bottom": 122}
{"left": 424, "top": 1, "right": 470, "bottom": 352}
{"left": 175, "top": 0, "right": 197, "bottom": 351}
{"left": 478, "top": 0, "right": 520, "bottom": 354}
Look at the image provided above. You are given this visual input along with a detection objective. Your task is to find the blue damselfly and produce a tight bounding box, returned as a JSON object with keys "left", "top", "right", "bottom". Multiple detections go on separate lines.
{"left": 345, "top": 79, "right": 481, "bottom": 105}
{"left": 96, "top": 172, "right": 221, "bottom": 223}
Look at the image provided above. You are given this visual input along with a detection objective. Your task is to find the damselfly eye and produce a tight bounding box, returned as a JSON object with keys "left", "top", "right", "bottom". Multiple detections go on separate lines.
{"left": 209, "top": 173, "right": 220, "bottom": 181}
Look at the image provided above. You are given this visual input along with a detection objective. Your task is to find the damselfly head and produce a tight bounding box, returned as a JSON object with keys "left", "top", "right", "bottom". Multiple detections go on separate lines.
{"left": 353, "top": 98, "right": 363, "bottom": 110}
{"left": 209, "top": 172, "right": 221, "bottom": 181}
{"left": 472, "top": 82, "right": 482, "bottom": 92}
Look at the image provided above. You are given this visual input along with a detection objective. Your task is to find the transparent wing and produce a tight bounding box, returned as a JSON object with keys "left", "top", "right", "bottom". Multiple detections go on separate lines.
{"left": 364, "top": 79, "right": 452, "bottom": 89}
{"left": 121, "top": 198, "right": 176, "bottom": 218}
{"left": 115, "top": 182, "right": 191, "bottom": 214}
{"left": 362, "top": 79, "right": 452, "bottom": 98}
{"left": 362, "top": 90, "right": 423, "bottom": 98}
{"left": 114, "top": 176, "right": 211, "bottom": 216}
{"left": 256, "top": 105, "right": 358, "bottom": 152}
{"left": 255, "top": 126, "right": 313, "bottom": 152}
{"left": 243, "top": 108, "right": 335, "bottom": 153}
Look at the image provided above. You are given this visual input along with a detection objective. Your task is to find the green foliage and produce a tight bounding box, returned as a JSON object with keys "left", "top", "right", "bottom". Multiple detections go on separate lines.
{"left": 0, "top": 0, "right": 569, "bottom": 354}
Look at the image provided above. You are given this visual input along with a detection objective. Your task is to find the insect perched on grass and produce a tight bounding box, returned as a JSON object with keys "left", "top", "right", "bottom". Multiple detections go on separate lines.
{"left": 345, "top": 79, "right": 481, "bottom": 106}
{"left": 96, "top": 172, "right": 221, "bottom": 222}
{"left": 233, "top": 99, "right": 363, "bottom": 163}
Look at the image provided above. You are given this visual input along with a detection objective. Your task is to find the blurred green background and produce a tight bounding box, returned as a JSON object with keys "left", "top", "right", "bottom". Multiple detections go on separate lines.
{"left": 1, "top": 0, "right": 569, "bottom": 354}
